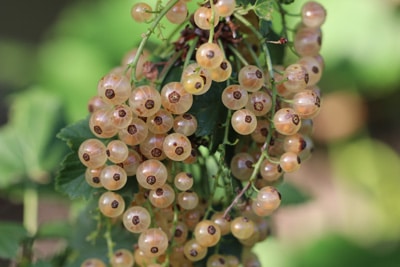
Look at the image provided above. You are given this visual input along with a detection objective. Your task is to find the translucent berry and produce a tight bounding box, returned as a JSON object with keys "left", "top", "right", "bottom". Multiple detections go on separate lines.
{"left": 297, "top": 56, "right": 323, "bottom": 86}
{"left": 238, "top": 65, "right": 265, "bottom": 92}
{"left": 139, "top": 133, "right": 167, "bottom": 160}
{"left": 181, "top": 73, "right": 208, "bottom": 95}
{"left": 136, "top": 159, "right": 168, "bottom": 190}
{"left": 194, "top": 220, "right": 221, "bottom": 247}
{"left": 173, "top": 113, "right": 198, "bottom": 136}
{"left": 110, "top": 248, "right": 135, "bottom": 267}
{"left": 283, "top": 64, "right": 309, "bottom": 93}
{"left": 118, "top": 117, "right": 148, "bottom": 146}
{"left": 98, "top": 191, "right": 125, "bottom": 218}
{"left": 163, "top": 133, "right": 192, "bottom": 161}
{"left": 97, "top": 73, "right": 131, "bottom": 105}
{"left": 147, "top": 109, "right": 174, "bottom": 134}
{"left": 230, "top": 152, "right": 255, "bottom": 181}
{"left": 78, "top": 139, "right": 107, "bottom": 169}
{"left": 81, "top": 258, "right": 106, "bottom": 267}
{"left": 110, "top": 104, "right": 134, "bottom": 129}
{"left": 181, "top": 63, "right": 212, "bottom": 93}
{"left": 148, "top": 184, "right": 175, "bottom": 209}
{"left": 221, "top": 84, "right": 249, "bottom": 110}
{"left": 177, "top": 190, "right": 199, "bottom": 210}
{"left": 259, "top": 159, "right": 282, "bottom": 183}
{"left": 231, "top": 109, "right": 257, "bottom": 135}
{"left": 170, "top": 221, "right": 189, "bottom": 245}
{"left": 246, "top": 91, "right": 272, "bottom": 116}
{"left": 85, "top": 167, "right": 104, "bottom": 188}
{"left": 123, "top": 206, "right": 151, "bottom": 233}
{"left": 166, "top": 1, "right": 188, "bottom": 24}
{"left": 279, "top": 151, "right": 301, "bottom": 173}
{"left": 174, "top": 172, "right": 194, "bottom": 191}
{"left": 292, "top": 89, "right": 321, "bottom": 119}
{"left": 183, "top": 239, "right": 208, "bottom": 262}
{"left": 206, "top": 254, "right": 228, "bottom": 267}
{"left": 255, "top": 186, "right": 281, "bottom": 212}
{"left": 89, "top": 109, "right": 118, "bottom": 139}
{"left": 215, "top": 0, "right": 236, "bottom": 17}
{"left": 120, "top": 149, "right": 142, "bottom": 176}
{"left": 273, "top": 108, "right": 302, "bottom": 135}
{"left": 294, "top": 26, "right": 322, "bottom": 57}
{"left": 161, "top": 82, "right": 193, "bottom": 114}
{"left": 194, "top": 6, "right": 220, "bottom": 30}
{"left": 251, "top": 119, "right": 269, "bottom": 143}
{"left": 106, "top": 140, "right": 129, "bottom": 163}
{"left": 138, "top": 228, "right": 169, "bottom": 258}
{"left": 210, "top": 59, "right": 232, "bottom": 82}
{"left": 301, "top": 1, "right": 327, "bottom": 28}
{"left": 131, "top": 2, "right": 153, "bottom": 23}
{"left": 87, "top": 95, "right": 110, "bottom": 113}
{"left": 100, "top": 164, "right": 128, "bottom": 191}
{"left": 129, "top": 85, "right": 161, "bottom": 117}
{"left": 211, "top": 212, "right": 231, "bottom": 236}
{"left": 196, "top": 43, "right": 224, "bottom": 70}
{"left": 230, "top": 216, "right": 256, "bottom": 240}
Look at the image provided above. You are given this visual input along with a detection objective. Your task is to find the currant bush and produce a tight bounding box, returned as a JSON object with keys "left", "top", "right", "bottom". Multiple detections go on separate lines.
{"left": 61, "top": 0, "right": 328, "bottom": 265}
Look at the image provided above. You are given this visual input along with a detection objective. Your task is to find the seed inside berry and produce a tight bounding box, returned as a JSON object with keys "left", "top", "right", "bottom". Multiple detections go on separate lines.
{"left": 190, "top": 249, "right": 198, "bottom": 257}
{"left": 127, "top": 125, "right": 137, "bottom": 135}
{"left": 151, "top": 148, "right": 162, "bottom": 157}
{"left": 105, "top": 88, "right": 115, "bottom": 99}
{"left": 168, "top": 91, "right": 180, "bottom": 103}
{"left": 255, "top": 70, "right": 263, "bottom": 79}
{"left": 113, "top": 173, "right": 120, "bottom": 181}
{"left": 94, "top": 126, "right": 103, "bottom": 134}
{"left": 156, "top": 188, "right": 164, "bottom": 196}
{"left": 207, "top": 225, "right": 216, "bottom": 235}
{"left": 245, "top": 115, "right": 252, "bottom": 123}
{"left": 145, "top": 100, "right": 155, "bottom": 109}
{"left": 83, "top": 153, "right": 90, "bottom": 161}
{"left": 146, "top": 175, "right": 156, "bottom": 185}
{"left": 206, "top": 50, "right": 215, "bottom": 59}
{"left": 175, "top": 146, "right": 184, "bottom": 155}
{"left": 233, "top": 91, "right": 242, "bottom": 100}
{"left": 118, "top": 110, "right": 127, "bottom": 117}
{"left": 132, "top": 215, "right": 140, "bottom": 225}
{"left": 154, "top": 116, "right": 163, "bottom": 125}
{"left": 111, "top": 200, "right": 119, "bottom": 209}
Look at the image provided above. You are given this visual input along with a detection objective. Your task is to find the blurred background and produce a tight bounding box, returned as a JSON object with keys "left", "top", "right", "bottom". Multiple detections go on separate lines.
{"left": 0, "top": 0, "right": 400, "bottom": 266}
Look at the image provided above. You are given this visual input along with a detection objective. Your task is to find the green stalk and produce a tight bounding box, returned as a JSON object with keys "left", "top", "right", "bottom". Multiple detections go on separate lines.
{"left": 23, "top": 186, "right": 38, "bottom": 236}
{"left": 129, "top": 0, "right": 180, "bottom": 83}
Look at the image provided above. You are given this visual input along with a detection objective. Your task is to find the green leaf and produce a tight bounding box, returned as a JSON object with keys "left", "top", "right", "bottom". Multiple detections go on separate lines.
{"left": 37, "top": 221, "right": 71, "bottom": 239}
{"left": 55, "top": 117, "right": 103, "bottom": 199}
{"left": 0, "top": 222, "right": 28, "bottom": 259}
{"left": 279, "top": 0, "right": 294, "bottom": 4}
{"left": 65, "top": 200, "right": 136, "bottom": 266}
{"left": 57, "top": 117, "right": 95, "bottom": 151}
{"left": 56, "top": 151, "right": 97, "bottom": 200}
{"left": 255, "top": 0, "right": 274, "bottom": 21}
{"left": 190, "top": 82, "right": 227, "bottom": 146}
{"left": 276, "top": 181, "right": 309, "bottom": 206}
{"left": 0, "top": 88, "right": 66, "bottom": 188}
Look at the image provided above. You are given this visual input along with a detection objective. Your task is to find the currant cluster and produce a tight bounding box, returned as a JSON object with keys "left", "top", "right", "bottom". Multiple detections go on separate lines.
{"left": 76, "top": 0, "right": 326, "bottom": 266}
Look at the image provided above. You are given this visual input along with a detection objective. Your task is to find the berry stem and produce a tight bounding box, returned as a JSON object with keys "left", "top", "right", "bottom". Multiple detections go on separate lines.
{"left": 222, "top": 14, "right": 281, "bottom": 219}
{"left": 129, "top": 0, "right": 180, "bottom": 83}
{"left": 208, "top": 0, "right": 216, "bottom": 43}
{"left": 228, "top": 44, "right": 249, "bottom": 66}
{"left": 23, "top": 186, "right": 38, "bottom": 236}
{"left": 104, "top": 218, "right": 115, "bottom": 261}
{"left": 183, "top": 36, "right": 199, "bottom": 69}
